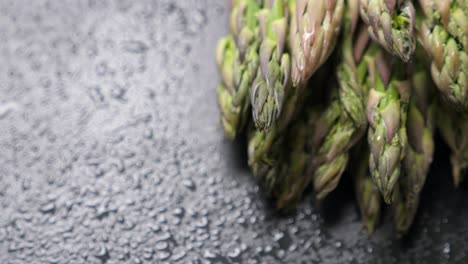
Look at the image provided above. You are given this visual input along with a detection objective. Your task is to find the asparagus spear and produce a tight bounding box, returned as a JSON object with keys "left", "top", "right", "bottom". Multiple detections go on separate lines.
{"left": 392, "top": 48, "right": 436, "bottom": 236}
{"left": 352, "top": 142, "right": 381, "bottom": 234}
{"left": 359, "top": 0, "right": 416, "bottom": 62}
{"left": 289, "top": 0, "right": 345, "bottom": 86}
{"left": 248, "top": 65, "right": 334, "bottom": 209}
{"left": 403, "top": 49, "right": 436, "bottom": 195}
{"left": 311, "top": 0, "right": 369, "bottom": 201}
{"left": 251, "top": 0, "right": 291, "bottom": 132}
{"left": 366, "top": 47, "right": 411, "bottom": 204}
{"left": 216, "top": 0, "right": 262, "bottom": 139}
{"left": 392, "top": 176, "right": 420, "bottom": 237}
{"left": 417, "top": 0, "right": 468, "bottom": 112}
{"left": 437, "top": 105, "right": 468, "bottom": 187}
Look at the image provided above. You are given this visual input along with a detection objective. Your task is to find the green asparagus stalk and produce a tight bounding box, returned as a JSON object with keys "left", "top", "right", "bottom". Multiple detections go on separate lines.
{"left": 359, "top": 0, "right": 416, "bottom": 62}
{"left": 352, "top": 142, "right": 381, "bottom": 234}
{"left": 437, "top": 105, "right": 468, "bottom": 187}
{"left": 366, "top": 47, "right": 411, "bottom": 204}
{"left": 230, "top": 0, "right": 262, "bottom": 51}
{"left": 216, "top": 0, "right": 262, "bottom": 139}
{"left": 417, "top": 0, "right": 468, "bottom": 112}
{"left": 247, "top": 110, "right": 308, "bottom": 209}
{"left": 250, "top": 0, "right": 291, "bottom": 132}
{"left": 403, "top": 50, "right": 436, "bottom": 195}
{"left": 311, "top": 0, "right": 369, "bottom": 200}
{"left": 248, "top": 124, "right": 283, "bottom": 193}
{"left": 392, "top": 49, "right": 436, "bottom": 236}
{"left": 392, "top": 176, "right": 420, "bottom": 237}
{"left": 310, "top": 93, "right": 346, "bottom": 200}
{"left": 289, "top": 0, "right": 345, "bottom": 86}
{"left": 274, "top": 102, "right": 330, "bottom": 209}
{"left": 247, "top": 69, "right": 334, "bottom": 209}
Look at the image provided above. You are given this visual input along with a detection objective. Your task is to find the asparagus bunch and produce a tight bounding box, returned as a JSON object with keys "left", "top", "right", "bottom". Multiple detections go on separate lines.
{"left": 216, "top": 0, "right": 467, "bottom": 236}
{"left": 417, "top": 0, "right": 468, "bottom": 112}
{"left": 359, "top": 0, "right": 416, "bottom": 62}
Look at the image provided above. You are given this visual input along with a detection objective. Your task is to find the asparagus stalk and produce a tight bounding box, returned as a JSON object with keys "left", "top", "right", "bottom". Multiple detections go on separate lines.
{"left": 392, "top": 176, "right": 420, "bottom": 236}
{"left": 352, "top": 142, "right": 381, "bottom": 234}
{"left": 437, "top": 105, "right": 468, "bottom": 187}
{"left": 289, "top": 0, "right": 345, "bottom": 86}
{"left": 366, "top": 47, "right": 411, "bottom": 204}
{"left": 359, "top": 0, "right": 416, "bottom": 62}
{"left": 311, "top": 0, "right": 369, "bottom": 200}
{"left": 403, "top": 49, "right": 436, "bottom": 195}
{"left": 216, "top": 0, "right": 262, "bottom": 139}
{"left": 392, "top": 48, "right": 436, "bottom": 236}
{"left": 251, "top": 0, "right": 291, "bottom": 132}
{"left": 247, "top": 64, "right": 334, "bottom": 209}
{"left": 417, "top": 0, "right": 468, "bottom": 112}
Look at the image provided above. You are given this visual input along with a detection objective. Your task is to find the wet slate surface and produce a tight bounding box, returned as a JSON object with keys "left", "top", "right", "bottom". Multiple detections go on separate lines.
{"left": 0, "top": 1, "right": 467, "bottom": 263}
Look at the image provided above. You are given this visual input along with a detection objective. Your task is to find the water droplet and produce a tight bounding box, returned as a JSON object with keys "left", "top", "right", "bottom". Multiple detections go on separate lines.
{"left": 255, "top": 246, "right": 263, "bottom": 254}
{"left": 156, "top": 232, "right": 172, "bottom": 242}
{"left": 143, "top": 248, "right": 154, "bottom": 260}
{"left": 195, "top": 217, "right": 208, "bottom": 228}
{"left": 111, "top": 85, "right": 126, "bottom": 100}
{"left": 122, "top": 219, "right": 136, "bottom": 230}
{"left": 227, "top": 247, "right": 241, "bottom": 259}
{"left": 335, "top": 241, "right": 342, "bottom": 248}
{"left": 157, "top": 215, "right": 167, "bottom": 224}
{"left": 0, "top": 101, "right": 19, "bottom": 118}
{"left": 443, "top": 242, "right": 451, "bottom": 254}
{"left": 149, "top": 224, "right": 161, "bottom": 233}
{"left": 237, "top": 217, "right": 246, "bottom": 225}
{"left": 173, "top": 207, "right": 185, "bottom": 217}
{"left": 95, "top": 246, "right": 110, "bottom": 262}
{"left": 276, "top": 249, "right": 285, "bottom": 259}
{"left": 311, "top": 214, "right": 318, "bottom": 221}
{"left": 304, "top": 240, "right": 312, "bottom": 250}
{"left": 289, "top": 226, "right": 299, "bottom": 234}
{"left": 39, "top": 202, "right": 56, "bottom": 214}
{"left": 182, "top": 179, "right": 196, "bottom": 190}
{"left": 201, "top": 209, "right": 209, "bottom": 216}
{"left": 273, "top": 231, "right": 284, "bottom": 242}
{"left": 143, "top": 129, "right": 153, "bottom": 139}
{"left": 22, "top": 179, "right": 31, "bottom": 190}
{"left": 203, "top": 250, "right": 217, "bottom": 259}
{"left": 156, "top": 241, "right": 168, "bottom": 251}
{"left": 95, "top": 62, "right": 108, "bottom": 76}
{"left": 171, "top": 251, "right": 186, "bottom": 261}
{"left": 122, "top": 41, "right": 148, "bottom": 54}
{"left": 157, "top": 251, "right": 171, "bottom": 261}
{"left": 250, "top": 216, "right": 257, "bottom": 224}
{"left": 289, "top": 244, "right": 297, "bottom": 252}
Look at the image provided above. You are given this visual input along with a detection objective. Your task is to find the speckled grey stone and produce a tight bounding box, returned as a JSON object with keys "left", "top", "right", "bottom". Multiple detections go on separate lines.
{"left": 0, "top": 0, "right": 467, "bottom": 263}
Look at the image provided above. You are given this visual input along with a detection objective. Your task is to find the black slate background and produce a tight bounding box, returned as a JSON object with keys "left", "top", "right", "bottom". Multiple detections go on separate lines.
{"left": 0, "top": 1, "right": 467, "bottom": 263}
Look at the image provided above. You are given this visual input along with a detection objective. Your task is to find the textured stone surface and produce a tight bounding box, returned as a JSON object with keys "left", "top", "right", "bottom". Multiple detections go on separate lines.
{"left": 0, "top": 0, "right": 467, "bottom": 263}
